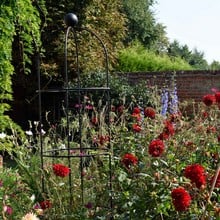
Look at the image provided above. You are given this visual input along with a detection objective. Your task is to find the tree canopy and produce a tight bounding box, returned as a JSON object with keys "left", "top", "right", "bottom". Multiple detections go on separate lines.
{"left": 167, "top": 40, "right": 209, "bottom": 70}
{"left": 122, "top": 0, "right": 169, "bottom": 51}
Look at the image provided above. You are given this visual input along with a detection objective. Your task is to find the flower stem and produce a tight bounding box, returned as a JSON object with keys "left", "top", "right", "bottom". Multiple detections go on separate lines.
{"left": 201, "top": 163, "right": 220, "bottom": 219}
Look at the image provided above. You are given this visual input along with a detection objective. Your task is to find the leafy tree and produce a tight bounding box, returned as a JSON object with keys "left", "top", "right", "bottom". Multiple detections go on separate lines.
{"left": 168, "top": 40, "right": 208, "bottom": 70}
{"left": 41, "top": 0, "right": 126, "bottom": 78}
{"left": 167, "top": 40, "right": 191, "bottom": 59}
{"left": 122, "top": 0, "right": 169, "bottom": 51}
{"left": 189, "top": 48, "right": 208, "bottom": 70}
{"left": 82, "top": 0, "right": 126, "bottom": 71}
{"left": 210, "top": 60, "right": 220, "bottom": 70}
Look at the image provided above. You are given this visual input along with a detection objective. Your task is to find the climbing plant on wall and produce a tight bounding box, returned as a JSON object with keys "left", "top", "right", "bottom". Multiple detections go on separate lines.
{"left": 0, "top": 0, "right": 46, "bottom": 132}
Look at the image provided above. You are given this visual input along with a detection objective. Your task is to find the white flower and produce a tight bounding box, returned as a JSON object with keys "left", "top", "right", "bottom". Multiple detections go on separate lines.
{"left": 41, "top": 129, "right": 46, "bottom": 135}
{"left": 34, "top": 121, "right": 39, "bottom": 125}
{"left": 30, "top": 194, "right": 35, "bottom": 201}
{"left": 22, "top": 212, "right": 39, "bottom": 220}
{"left": 58, "top": 182, "right": 65, "bottom": 186}
{"left": 59, "top": 144, "right": 66, "bottom": 149}
{"left": 25, "top": 130, "right": 33, "bottom": 136}
{"left": 0, "top": 132, "right": 6, "bottom": 139}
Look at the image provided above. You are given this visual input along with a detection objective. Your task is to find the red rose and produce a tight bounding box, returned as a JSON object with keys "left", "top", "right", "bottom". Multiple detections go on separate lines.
{"left": 117, "top": 105, "right": 124, "bottom": 114}
{"left": 171, "top": 187, "right": 191, "bottom": 211}
{"left": 53, "top": 163, "right": 70, "bottom": 177}
{"left": 202, "top": 94, "right": 215, "bottom": 106}
{"left": 169, "top": 112, "right": 181, "bottom": 122}
{"left": 131, "top": 113, "right": 141, "bottom": 121}
{"left": 144, "top": 107, "right": 156, "bottom": 119}
{"left": 202, "top": 111, "right": 209, "bottom": 119}
{"left": 215, "top": 92, "right": 220, "bottom": 103}
{"left": 184, "top": 164, "right": 206, "bottom": 188}
{"left": 132, "top": 123, "right": 141, "bottom": 132}
{"left": 158, "top": 120, "right": 175, "bottom": 140}
{"left": 39, "top": 200, "right": 52, "bottom": 210}
{"left": 91, "top": 117, "right": 98, "bottom": 125}
{"left": 111, "top": 105, "right": 116, "bottom": 112}
{"left": 99, "top": 135, "right": 110, "bottom": 145}
{"left": 148, "top": 139, "right": 165, "bottom": 157}
{"left": 132, "top": 107, "right": 141, "bottom": 114}
{"left": 206, "top": 126, "right": 216, "bottom": 133}
{"left": 158, "top": 132, "right": 169, "bottom": 140}
{"left": 164, "top": 120, "right": 175, "bottom": 136}
{"left": 121, "top": 153, "right": 138, "bottom": 169}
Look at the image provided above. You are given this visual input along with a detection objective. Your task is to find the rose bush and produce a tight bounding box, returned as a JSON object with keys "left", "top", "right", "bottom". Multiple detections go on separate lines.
{"left": 1, "top": 89, "right": 220, "bottom": 219}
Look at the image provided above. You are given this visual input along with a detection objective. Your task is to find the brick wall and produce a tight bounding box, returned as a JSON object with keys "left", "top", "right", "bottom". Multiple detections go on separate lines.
{"left": 122, "top": 70, "right": 220, "bottom": 102}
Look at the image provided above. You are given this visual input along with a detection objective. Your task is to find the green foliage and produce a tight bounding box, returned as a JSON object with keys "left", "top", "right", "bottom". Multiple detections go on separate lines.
{"left": 116, "top": 41, "right": 193, "bottom": 72}
{"left": 168, "top": 40, "right": 209, "bottom": 70}
{"left": 0, "top": 119, "right": 25, "bottom": 155}
{"left": 42, "top": 0, "right": 126, "bottom": 77}
{"left": 83, "top": 0, "right": 126, "bottom": 71}
{"left": 0, "top": 5, "right": 15, "bottom": 101}
{"left": 15, "top": 0, "right": 43, "bottom": 72}
{"left": 0, "top": 168, "right": 34, "bottom": 219}
{"left": 122, "top": 0, "right": 169, "bottom": 51}
{"left": 71, "top": 71, "right": 151, "bottom": 107}
{"left": 210, "top": 60, "right": 220, "bottom": 70}
{"left": 0, "top": 1, "right": 44, "bottom": 132}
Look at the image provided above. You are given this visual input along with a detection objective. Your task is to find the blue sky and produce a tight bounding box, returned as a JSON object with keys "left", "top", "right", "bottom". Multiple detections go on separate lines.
{"left": 154, "top": 0, "right": 220, "bottom": 63}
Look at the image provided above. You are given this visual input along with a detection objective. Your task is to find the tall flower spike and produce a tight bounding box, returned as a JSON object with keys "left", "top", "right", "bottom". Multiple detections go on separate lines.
{"left": 161, "top": 89, "right": 168, "bottom": 116}
{"left": 169, "top": 86, "right": 178, "bottom": 114}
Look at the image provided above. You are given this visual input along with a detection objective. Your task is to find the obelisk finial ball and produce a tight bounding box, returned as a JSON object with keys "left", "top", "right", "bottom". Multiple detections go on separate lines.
{"left": 64, "top": 13, "right": 78, "bottom": 27}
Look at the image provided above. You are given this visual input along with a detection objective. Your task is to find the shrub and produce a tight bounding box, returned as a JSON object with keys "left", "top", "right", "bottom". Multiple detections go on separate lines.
{"left": 116, "top": 42, "right": 193, "bottom": 72}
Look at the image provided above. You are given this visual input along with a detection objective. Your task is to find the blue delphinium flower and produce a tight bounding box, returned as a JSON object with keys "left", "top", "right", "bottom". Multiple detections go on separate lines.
{"left": 161, "top": 89, "right": 168, "bottom": 116}
{"left": 169, "top": 86, "right": 178, "bottom": 114}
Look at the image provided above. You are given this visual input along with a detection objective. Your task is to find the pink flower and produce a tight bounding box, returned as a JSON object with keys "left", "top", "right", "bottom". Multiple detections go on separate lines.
{"left": 22, "top": 212, "right": 40, "bottom": 220}
{"left": 3, "top": 205, "right": 13, "bottom": 215}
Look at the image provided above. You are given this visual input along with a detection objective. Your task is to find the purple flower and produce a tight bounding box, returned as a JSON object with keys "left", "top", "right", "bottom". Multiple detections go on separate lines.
{"left": 169, "top": 86, "right": 178, "bottom": 114}
{"left": 161, "top": 89, "right": 168, "bottom": 116}
{"left": 85, "top": 202, "right": 93, "bottom": 209}
{"left": 3, "top": 205, "right": 13, "bottom": 215}
{"left": 74, "top": 104, "right": 82, "bottom": 108}
{"left": 85, "top": 105, "right": 93, "bottom": 110}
